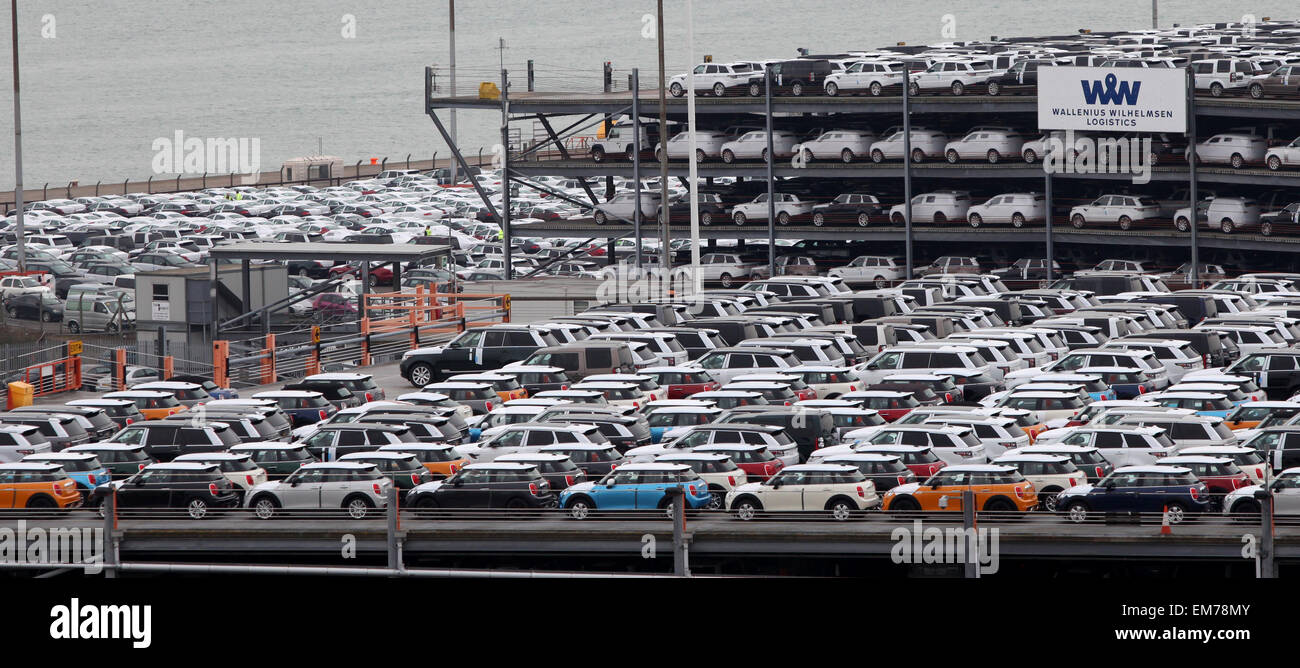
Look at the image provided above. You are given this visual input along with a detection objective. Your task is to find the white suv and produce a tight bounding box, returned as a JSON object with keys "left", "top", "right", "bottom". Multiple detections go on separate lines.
{"left": 726, "top": 463, "right": 880, "bottom": 520}
{"left": 244, "top": 462, "right": 392, "bottom": 519}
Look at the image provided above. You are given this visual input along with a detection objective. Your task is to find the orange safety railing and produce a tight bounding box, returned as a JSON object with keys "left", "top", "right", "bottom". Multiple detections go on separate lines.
{"left": 22, "top": 356, "right": 81, "bottom": 397}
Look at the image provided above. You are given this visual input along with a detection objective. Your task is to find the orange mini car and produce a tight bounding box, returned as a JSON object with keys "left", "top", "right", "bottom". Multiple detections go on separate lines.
{"left": 882, "top": 464, "right": 1038, "bottom": 512}
{"left": 0, "top": 462, "right": 83, "bottom": 509}
{"left": 377, "top": 443, "right": 468, "bottom": 479}
{"left": 103, "top": 390, "right": 187, "bottom": 420}
{"left": 447, "top": 373, "right": 529, "bottom": 403}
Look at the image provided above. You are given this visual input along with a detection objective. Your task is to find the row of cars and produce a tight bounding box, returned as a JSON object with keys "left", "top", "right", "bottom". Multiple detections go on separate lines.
{"left": 666, "top": 21, "right": 1300, "bottom": 99}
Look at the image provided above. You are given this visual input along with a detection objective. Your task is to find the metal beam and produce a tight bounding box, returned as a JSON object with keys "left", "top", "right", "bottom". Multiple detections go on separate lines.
{"left": 426, "top": 104, "right": 502, "bottom": 225}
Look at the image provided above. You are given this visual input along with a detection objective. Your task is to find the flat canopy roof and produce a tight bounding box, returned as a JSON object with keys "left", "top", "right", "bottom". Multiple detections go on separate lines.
{"left": 209, "top": 242, "right": 451, "bottom": 262}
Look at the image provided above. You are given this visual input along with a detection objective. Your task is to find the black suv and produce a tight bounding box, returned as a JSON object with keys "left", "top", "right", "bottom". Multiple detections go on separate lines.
{"left": 279, "top": 381, "right": 360, "bottom": 412}
{"left": 297, "top": 423, "right": 417, "bottom": 461}
{"left": 106, "top": 420, "right": 241, "bottom": 461}
{"left": 747, "top": 59, "right": 835, "bottom": 96}
{"left": 715, "top": 405, "right": 841, "bottom": 463}
{"left": 406, "top": 462, "right": 557, "bottom": 508}
{"left": 1225, "top": 351, "right": 1300, "bottom": 400}
{"left": 90, "top": 462, "right": 240, "bottom": 519}
{"left": 400, "top": 326, "right": 557, "bottom": 386}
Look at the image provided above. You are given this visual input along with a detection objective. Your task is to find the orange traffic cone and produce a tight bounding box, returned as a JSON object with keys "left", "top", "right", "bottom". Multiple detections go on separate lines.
{"left": 1160, "top": 505, "right": 1172, "bottom": 535}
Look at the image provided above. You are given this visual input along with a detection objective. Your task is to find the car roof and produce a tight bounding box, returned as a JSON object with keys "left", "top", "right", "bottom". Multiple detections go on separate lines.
{"left": 174, "top": 452, "right": 251, "bottom": 461}
{"left": 1112, "top": 465, "right": 1193, "bottom": 474}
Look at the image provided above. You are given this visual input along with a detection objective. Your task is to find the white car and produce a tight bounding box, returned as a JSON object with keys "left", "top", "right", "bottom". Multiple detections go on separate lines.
{"left": 655, "top": 131, "right": 731, "bottom": 163}
{"left": 726, "top": 463, "right": 880, "bottom": 520}
{"left": 869, "top": 128, "right": 949, "bottom": 163}
{"left": 173, "top": 452, "right": 268, "bottom": 493}
{"left": 823, "top": 59, "right": 906, "bottom": 96}
{"left": 568, "top": 381, "right": 647, "bottom": 408}
{"left": 991, "top": 453, "right": 1087, "bottom": 510}
{"left": 966, "top": 193, "right": 1046, "bottom": 228}
{"left": 889, "top": 191, "right": 972, "bottom": 225}
{"left": 1223, "top": 467, "right": 1300, "bottom": 515}
{"left": 827, "top": 255, "right": 906, "bottom": 284}
{"left": 720, "top": 130, "right": 801, "bottom": 164}
{"left": 0, "top": 275, "right": 50, "bottom": 299}
{"left": 668, "top": 61, "right": 759, "bottom": 97}
{"left": 654, "top": 452, "right": 747, "bottom": 508}
{"left": 730, "top": 193, "right": 816, "bottom": 226}
{"left": 797, "top": 130, "right": 875, "bottom": 163}
{"left": 1068, "top": 194, "right": 1161, "bottom": 230}
{"left": 1189, "top": 58, "right": 1260, "bottom": 97}
{"left": 1175, "top": 196, "right": 1263, "bottom": 234}
{"left": 1020, "top": 130, "right": 1079, "bottom": 164}
{"left": 592, "top": 192, "right": 660, "bottom": 225}
{"left": 244, "top": 462, "right": 391, "bottom": 519}
{"left": 944, "top": 129, "right": 1025, "bottom": 164}
{"left": 458, "top": 424, "right": 605, "bottom": 462}
{"left": 1265, "top": 136, "right": 1300, "bottom": 171}
{"left": 1190, "top": 133, "right": 1267, "bottom": 169}
{"left": 908, "top": 59, "right": 995, "bottom": 96}
{"left": 863, "top": 425, "right": 988, "bottom": 465}
{"left": 693, "top": 253, "right": 763, "bottom": 286}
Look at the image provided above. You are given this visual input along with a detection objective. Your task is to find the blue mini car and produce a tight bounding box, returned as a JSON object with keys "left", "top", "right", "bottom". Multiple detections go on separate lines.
{"left": 22, "top": 452, "right": 112, "bottom": 491}
{"left": 1149, "top": 392, "right": 1235, "bottom": 419}
{"left": 560, "top": 463, "right": 714, "bottom": 518}
{"left": 1055, "top": 465, "right": 1210, "bottom": 524}
{"left": 1028, "top": 373, "right": 1117, "bottom": 402}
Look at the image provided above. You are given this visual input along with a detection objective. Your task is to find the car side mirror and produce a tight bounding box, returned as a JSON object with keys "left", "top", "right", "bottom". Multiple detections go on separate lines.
{"left": 289, "top": 479, "right": 300, "bottom": 487}
{"left": 451, "top": 478, "right": 463, "bottom": 487}
{"left": 1103, "top": 482, "right": 1115, "bottom": 491}
{"left": 606, "top": 479, "right": 617, "bottom": 487}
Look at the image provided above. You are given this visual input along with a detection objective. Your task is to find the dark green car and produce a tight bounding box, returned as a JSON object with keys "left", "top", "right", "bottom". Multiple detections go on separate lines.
{"left": 229, "top": 443, "right": 317, "bottom": 479}
{"left": 64, "top": 443, "right": 155, "bottom": 479}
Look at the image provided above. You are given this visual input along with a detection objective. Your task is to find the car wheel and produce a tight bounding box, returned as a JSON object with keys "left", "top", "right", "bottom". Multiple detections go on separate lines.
{"left": 593, "top": 211, "right": 608, "bottom": 225}
{"left": 733, "top": 211, "right": 746, "bottom": 226}
{"left": 591, "top": 146, "right": 606, "bottom": 163}
{"left": 566, "top": 496, "right": 593, "bottom": 519}
{"left": 1039, "top": 488, "right": 1062, "bottom": 512}
{"left": 5, "top": 307, "right": 15, "bottom": 318}
{"left": 701, "top": 212, "right": 712, "bottom": 226}
{"left": 869, "top": 81, "right": 883, "bottom": 96}
{"left": 26, "top": 495, "right": 55, "bottom": 509}
{"left": 1165, "top": 502, "right": 1187, "bottom": 525}
{"left": 719, "top": 273, "right": 734, "bottom": 288}
{"left": 988, "top": 81, "right": 1001, "bottom": 96}
{"left": 707, "top": 489, "right": 724, "bottom": 510}
{"left": 654, "top": 149, "right": 665, "bottom": 163}
{"left": 826, "top": 497, "right": 856, "bottom": 521}
{"left": 1230, "top": 498, "right": 1261, "bottom": 519}
{"left": 669, "top": 82, "right": 684, "bottom": 97}
{"left": 1220, "top": 219, "right": 1235, "bottom": 234}
{"left": 408, "top": 363, "right": 434, "bottom": 387}
{"left": 933, "top": 212, "right": 946, "bottom": 224}
{"left": 889, "top": 496, "right": 919, "bottom": 512}
{"left": 733, "top": 496, "right": 761, "bottom": 520}
{"left": 695, "top": 149, "right": 706, "bottom": 163}
{"left": 1065, "top": 500, "right": 1089, "bottom": 523}
{"left": 1011, "top": 213, "right": 1026, "bottom": 228}
{"left": 791, "top": 81, "right": 803, "bottom": 96}
{"left": 67, "top": 321, "right": 80, "bottom": 334}
{"left": 983, "top": 497, "right": 1014, "bottom": 512}
{"left": 761, "top": 149, "right": 770, "bottom": 163}
{"left": 1118, "top": 215, "right": 1132, "bottom": 231}
{"left": 987, "top": 149, "right": 1001, "bottom": 164}
{"left": 908, "top": 82, "right": 920, "bottom": 97}
{"left": 890, "top": 213, "right": 905, "bottom": 225}
{"left": 812, "top": 212, "right": 825, "bottom": 227}
{"left": 911, "top": 148, "right": 925, "bottom": 163}
{"left": 951, "top": 80, "right": 965, "bottom": 96}
{"left": 1071, "top": 214, "right": 1086, "bottom": 229}
{"left": 252, "top": 495, "right": 278, "bottom": 519}
{"left": 946, "top": 149, "right": 960, "bottom": 164}
{"left": 825, "top": 82, "right": 839, "bottom": 96}
{"left": 505, "top": 498, "right": 528, "bottom": 509}
{"left": 777, "top": 211, "right": 791, "bottom": 226}
{"left": 874, "top": 276, "right": 887, "bottom": 288}
{"left": 345, "top": 495, "right": 373, "bottom": 519}
{"left": 748, "top": 82, "right": 760, "bottom": 97}
{"left": 840, "top": 148, "right": 854, "bottom": 163}
{"left": 1230, "top": 153, "right": 1244, "bottom": 169}
{"left": 968, "top": 213, "right": 982, "bottom": 228}
{"left": 871, "top": 149, "right": 885, "bottom": 163}
{"left": 1210, "top": 82, "right": 1224, "bottom": 97}
{"left": 1261, "top": 222, "right": 1273, "bottom": 236}
{"left": 186, "top": 497, "right": 209, "bottom": 520}
{"left": 1022, "top": 149, "right": 1037, "bottom": 164}
{"left": 857, "top": 212, "right": 870, "bottom": 227}
{"left": 626, "top": 146, "right": 637, "bottom": 161}
{"left": 713, "top": 82, "right": 725, "bottom": 97}
{"left": 722, "top": 149, "right": 735, "bottom": 164}
{"left": 1268, "top": 155, "right": 1282, "bottom": 171}
{"left": 1250, "top": 83, "right": 1264, "bottom": 99}
{"left": 1175, "top": 217, "right": 1189, "bottom": 232}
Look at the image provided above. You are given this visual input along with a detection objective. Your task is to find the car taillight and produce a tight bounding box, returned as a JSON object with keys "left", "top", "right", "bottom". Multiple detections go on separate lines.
{"left": 485, "top": 401, "right": 493, "bottom": 411}
{"left": 689, "top": 484, "right": 698, "bottom": 495}
{"left": 373, "top": 483, "right": 383, "bottom": 496}
{"left": 930, "top": 463, "right": 941, "bottom": 475}
{"left": 728, "top": 475, "right": 736, "bottom": 485}
{"left": 560, "top": 385, "right": 568, "bottom": 391}
{"left": 1189, "top": 486, "right": 1199, "bottom": 500}
{"left": 565, "top": 475, "right": 575, "bottom": 486}
{"left": 365, "top": 392, "right": 374, "bottom": 402}
{"left": 763, "top": 463, "right": 774, "bottom": 476}
{"left": 208, "top": 483, "right": 220, "bottom": 496}
{"left": 897, "top": 475, "right": 908, "bottom": 485}
{"left": 319, "top": 410, "right": 327, "bottom": 420}
{"left": 528, "top": 482, "right": 540, "bottom": 495}
{"left": 245, "top": 475, "right": 254, "bottom": 486}
{"left": 138, "top": 462, "right": 146, "bottom": 471}
{"left": 650, "top": 394, "right": 657, "bottom": 401}
{"left": 945, "top": 393, "right": 953, "bottom": 403}
{"left": 856, "top": 485, "right": 866, "bottom": 498}
{"left": 816, "top": 437, "right": 825, "bottom": 449}
{"left": 849, "top": 385, "right": 856, "bottom": 391}
{"left": 410, "top": 473, "right": 421, "bottom": 486}
{"left": 1138, "top": 385, "right": 1147, "bottom": 394}
{"left": 633, "top": 401, "right": 639, "bottom": 408}
{"left": 125, "top": 418, "right": 133, "bottom": 425}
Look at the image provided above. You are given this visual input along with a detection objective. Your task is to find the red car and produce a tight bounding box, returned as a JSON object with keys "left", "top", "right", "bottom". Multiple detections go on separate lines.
{"left": 694, "top": 444, "right": 784, "bottom": 481}
{"left": 841, "top": 390, "right": 921, "bottom": 422}
{"left": 858, "top": 444, "right": 945, "bottom": 479}
{"left": 329, "top": 263, "right": 394, "bottom": 286}
{"left": 643, "top": 367, "right": 720, "bottom": 399}
{"left": 311, "top": 293, "right": 357, "bottom": 317}
{"left": 1160, "top": 455, "right": 1251, "bottom": 508}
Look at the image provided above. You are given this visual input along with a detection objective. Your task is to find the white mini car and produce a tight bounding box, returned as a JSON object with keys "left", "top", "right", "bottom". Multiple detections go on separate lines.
{"left": 244, "top": 462, "right": 391, "bottom": 519}
{"left": 726, "top": 463, "right": 881, "bottom": 520}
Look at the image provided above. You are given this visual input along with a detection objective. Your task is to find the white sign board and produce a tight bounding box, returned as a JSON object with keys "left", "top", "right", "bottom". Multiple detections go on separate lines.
{"left": 151, "top": 301, "right": 170, "bottom": 321}
{"left": 1038, "top": 66, "right": 1187, "bottom": 133}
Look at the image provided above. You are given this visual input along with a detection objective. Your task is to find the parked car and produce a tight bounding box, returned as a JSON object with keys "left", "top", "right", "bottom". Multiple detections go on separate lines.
{"left": 245, "top": 461, "right": 392, "bottom": 518}
{"left": 90, "top": 462, "right": 239, "bottom": 518}
{"left": 1056, "top": 465, "right": 1210, "bottom": 524}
